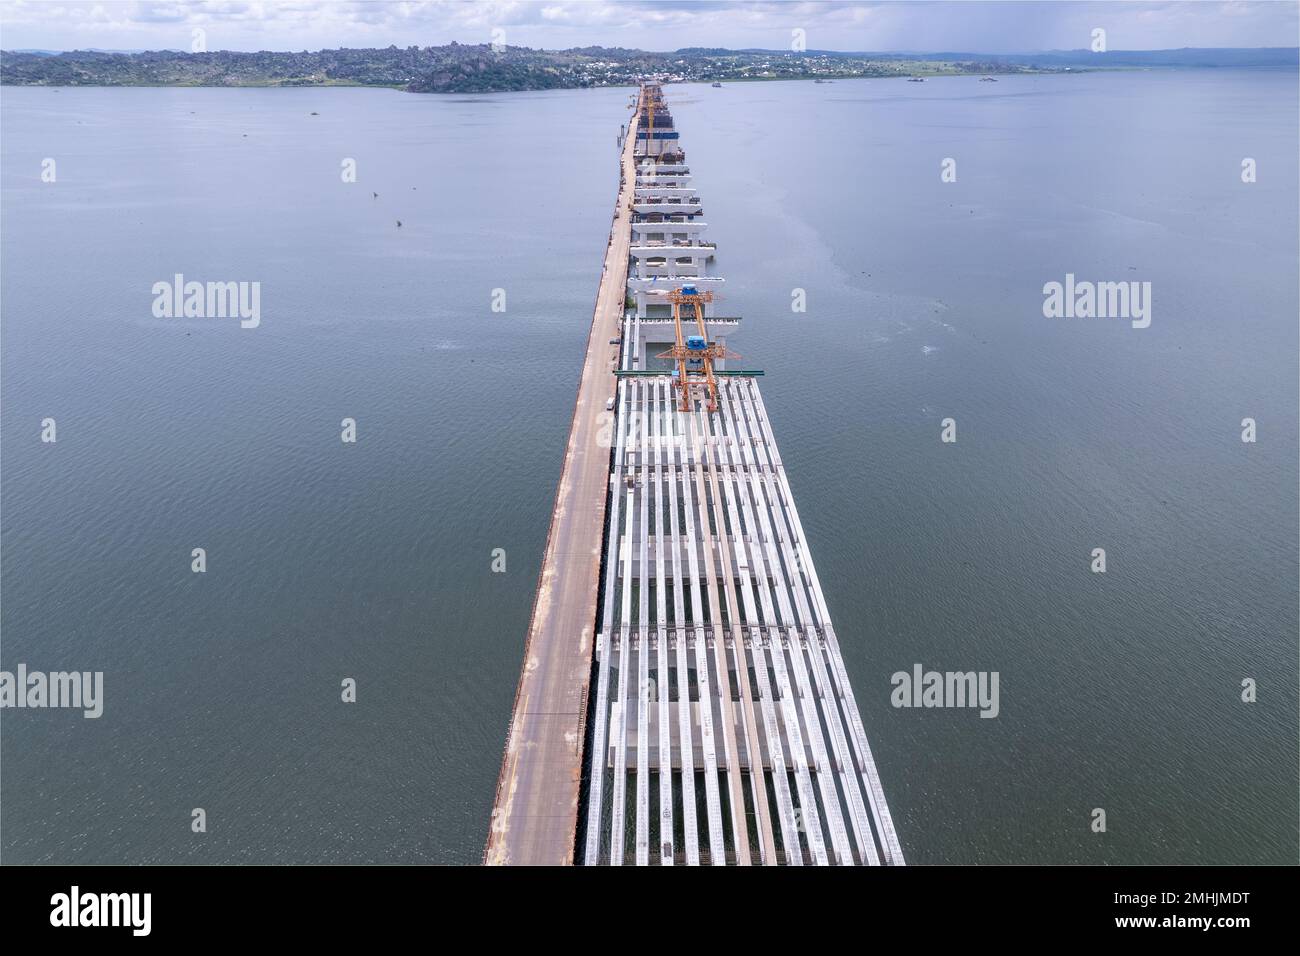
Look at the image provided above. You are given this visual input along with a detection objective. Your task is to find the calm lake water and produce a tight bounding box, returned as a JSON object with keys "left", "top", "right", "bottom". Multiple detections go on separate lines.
{"left": 2, "top": 70, "right": 1296, "bottom": 864}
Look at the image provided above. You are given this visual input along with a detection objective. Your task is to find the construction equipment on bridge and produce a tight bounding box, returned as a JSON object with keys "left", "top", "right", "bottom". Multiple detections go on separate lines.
{"left": 657, "top": 283, "right": 739, "bottom": 413}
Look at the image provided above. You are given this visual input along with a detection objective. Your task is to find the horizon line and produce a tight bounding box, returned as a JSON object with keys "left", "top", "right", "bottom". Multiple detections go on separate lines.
{"left": 5, "top": 43, "right": 1299, "bottom": 56}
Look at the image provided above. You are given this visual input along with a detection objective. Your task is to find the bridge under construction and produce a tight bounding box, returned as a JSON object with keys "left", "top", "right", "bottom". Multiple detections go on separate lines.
{"left": 487, "top": 83, "right": 902, "bottom": 866}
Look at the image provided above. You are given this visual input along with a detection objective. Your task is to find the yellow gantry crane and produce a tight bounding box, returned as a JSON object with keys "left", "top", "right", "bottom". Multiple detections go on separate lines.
{"left": 646, "top": 87, "right": 655, "bottom": 150}
{"left": 637, "top": 82, "right": 657, "bottom": 159}
{"left": 657, "top": 285, "right": 738, "bottom": 413}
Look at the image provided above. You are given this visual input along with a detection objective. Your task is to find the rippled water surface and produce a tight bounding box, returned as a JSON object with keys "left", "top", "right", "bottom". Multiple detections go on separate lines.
{"left": 2, "top": 72, "right": 1296, "bottom": 863}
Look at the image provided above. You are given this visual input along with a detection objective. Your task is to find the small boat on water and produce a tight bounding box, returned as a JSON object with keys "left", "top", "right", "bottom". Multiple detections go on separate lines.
{"left": 711, "top": 81, "right": 722, "bottom": 88}
{"left": 907, "top": 76, "right": 925, "bottom": 82}
{"left": 980, "top": 76, "right": 998, "bottom": 82}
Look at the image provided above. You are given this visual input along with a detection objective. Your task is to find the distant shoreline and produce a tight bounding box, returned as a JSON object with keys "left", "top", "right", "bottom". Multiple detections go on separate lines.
{"left": 4, "top": 44, "right": 1292, "bottom": 94}
{"left": 8, "top": 67, "right": 1300, "bottom": 95}
{"left": 0, "top": 73, "right": 1065, "bottom": 93}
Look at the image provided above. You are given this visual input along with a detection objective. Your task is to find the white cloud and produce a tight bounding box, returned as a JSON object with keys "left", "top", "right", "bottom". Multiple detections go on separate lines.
{"left": 0, "top": 0, "right": 1294, "bottom": 53}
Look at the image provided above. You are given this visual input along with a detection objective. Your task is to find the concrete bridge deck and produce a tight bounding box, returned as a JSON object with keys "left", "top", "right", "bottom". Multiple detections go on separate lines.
{"left": 580, "top": 376, "right": 904, "bottom": 866}
{"left": 484, "top": 102, "right": 638, "bottom": 867}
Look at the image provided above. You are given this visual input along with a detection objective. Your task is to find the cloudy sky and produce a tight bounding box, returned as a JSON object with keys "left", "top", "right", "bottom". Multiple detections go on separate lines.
{"left": 1, "top": 1, "right": 1295, "bottom": 54}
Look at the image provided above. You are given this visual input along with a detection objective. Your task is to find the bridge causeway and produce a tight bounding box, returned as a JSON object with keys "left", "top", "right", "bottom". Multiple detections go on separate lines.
{"left": 489, "top": 83, "right": 902, "bottom": 866}
{"left": 484, "top": 101, "right": 638, "bottom": 867}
